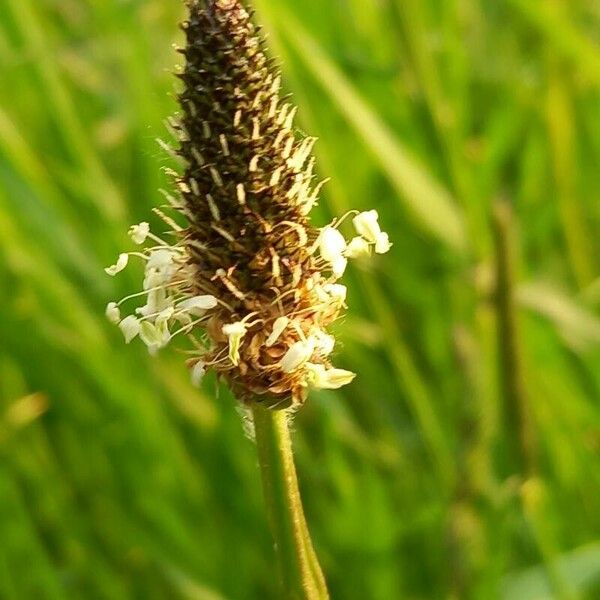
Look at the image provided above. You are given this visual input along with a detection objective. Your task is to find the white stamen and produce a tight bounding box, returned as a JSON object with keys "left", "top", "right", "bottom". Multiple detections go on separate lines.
{"left": 147, "top": 249, "right": 176, "bottom": 271}
{"left": 105, "top": 302, "right": 121, "bottom": 324}
{"left": 119, "top": 315, "right": 141, "bottom": 343}
{"left": 140, "top": 320, "right": 170, "bottom": 354}
{"left": 222, "top": 322, "right": 248, "bottom": 366}
{"left": 353, "top": 210, "right": 381, "bottom": 243}
{"left": 331, "top": 255, "right": 348, "bottom": 278}
{"left": 319, "top": 227, "right": 347, "bottom": 263}
{"left": 280, "top": 338, "right": 315, "bottom": 373}
{"left": 323, "top": 283, "right": 347, "bottom": 303}
{"left": 177, "top": 295, "right": 218, "bottom": 316}
{"left": 345, "top": 236, "right": 371, "bottom": 258}
{"left": 128, "top": 222, "right": 150, "bottom": 245}
{"left": 105, "top": 253, "right": 129, "bottom": 276}
{"left": 375, "top": 232, "right": 392, "bottom": 254}
{"left": 191, "top": 361, "right": 206, "bottom": 387}
{"left": 312, "top": 329, "right": 335, "bottom": 356}
{"left": 305, "top": 363, "right": 356, "bottom": 389}
{"left": 265, "top": 317, "right": 289, "bottom": 347}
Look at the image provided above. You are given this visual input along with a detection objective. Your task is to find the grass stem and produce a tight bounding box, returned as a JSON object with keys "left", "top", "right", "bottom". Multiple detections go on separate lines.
{"left": 252, "top": 406, "right": 328, "bottom": 600}
{"left": 492, "top": 200, "right": 536, "bottom": 476}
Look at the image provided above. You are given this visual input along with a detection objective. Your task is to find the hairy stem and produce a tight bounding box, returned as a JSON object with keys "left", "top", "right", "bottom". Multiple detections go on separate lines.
{"left": 252, "top": 406, "right": 328, "bottom": 600}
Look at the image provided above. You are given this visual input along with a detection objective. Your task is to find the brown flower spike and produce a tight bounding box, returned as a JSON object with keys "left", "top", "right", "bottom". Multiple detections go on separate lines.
{"left": 105, "top": 0, "right": 391, "bottom": 409}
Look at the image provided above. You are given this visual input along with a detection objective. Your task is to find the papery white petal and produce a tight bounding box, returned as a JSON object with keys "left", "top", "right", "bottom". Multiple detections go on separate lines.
{"left": 129, "top": 222, "right": 150, "bottom": 244}
{"left": 119, "top": 315, "right": 141, "bottom": 343}
{"left": 345, "top": 236, "right": 371, "bottom": 258}
{"left": 191, "top": 361, "right": 206, "bottom": 387}
{"left": 105, "top": 253, "right": 129, "bottom": 276}
{"left": 266, "top": 316, "right": 289, "bottom": 347}
{"left": 280, "top": 339, "right": 315, "bottom": 373}
{"left": 353, "top": 210, "right": 381, "bottom": 243}
{"left": 319, "top": 227, "right": 346, "bottom": 262}
{"left": 375, "top": 231, "right": 392, "bottom": 254}
{"left": 105, "top": 302, "right": 121, "bottom": 324}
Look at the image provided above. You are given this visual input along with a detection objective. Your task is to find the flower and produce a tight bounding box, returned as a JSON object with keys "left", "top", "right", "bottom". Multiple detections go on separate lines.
{"left": 319, "top": 227, "right": 346, "bottom": 263}
{"left": 136, "top": 286, "right": 172, "bottom": 320}
{"left": 178, "top": 295, "right": 218, "bottom": 317}
{"left": 312, "top": 329, "right": 335, "bottom": 356}
{"left": 105, "top": 302, "right": 121, "bottom": 324}
{"left": 353, "top": 210, "right": 381, "bottom": 243}
{"left": 323, "top": 283, "right": 347, "bottom": 303}
{"left": 281, "top": 339, "right": 316, "bottom": 373}
{"left": 222, "top": 322, "right": 248, "bottom": 366}
{"left": 105, "top": 253, "right": 129, "bottom": 276}
{"left": 129, "top": 222, "right": 150, "bottom": 244}
{"left": 349, "top": 210, "right": 392, "bottom": 256}
{"left": 331, "top": 255, "right": 348, "bottom": 278}
{"left": 119, "top": 315, "right": 141, "bottom": 343}
{"left": 345, "top": 236, "right": 371, "bottom": 258}
{"left": 190, "top": 360, "right": 206, "bottom": 387}
{"left": 375, "top": 232, "right": 392, "bottom": 254}
{"left": 306, "top": 363, "right": 356, "bottom": 389}
{"left": 147, "top": 249, "right": 176, "bottom": 270}
{"left": 375, "top": 231, "right": 392, "bottom": 254}
{"left": 265, "top": 317, "right": 290, "bottom": 347}
{"left": 103, "top": 0, "right": 390, "bottom": 408}
{"left": 140, "top": 320, "right": 170, "bottom": 355}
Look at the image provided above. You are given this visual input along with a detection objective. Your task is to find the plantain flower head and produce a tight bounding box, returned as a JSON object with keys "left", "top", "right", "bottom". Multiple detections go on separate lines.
{"left": 104, "top": 0, "right": 390, "bottom": 409}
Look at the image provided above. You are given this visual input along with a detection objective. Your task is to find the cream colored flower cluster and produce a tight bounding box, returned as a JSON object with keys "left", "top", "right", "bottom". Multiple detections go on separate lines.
{"left": 105, "top": 210, "right": 391, "bottom": 393}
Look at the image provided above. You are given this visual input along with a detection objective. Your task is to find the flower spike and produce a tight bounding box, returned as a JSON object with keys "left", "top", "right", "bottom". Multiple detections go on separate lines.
{"left": 104, "top": 0, "right": 390, "bottom": 408}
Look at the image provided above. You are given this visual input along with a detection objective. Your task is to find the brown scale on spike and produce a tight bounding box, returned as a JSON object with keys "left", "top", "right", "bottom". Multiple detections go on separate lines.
{"left": 174, "top": 0, "right": 340, "bottom": 408}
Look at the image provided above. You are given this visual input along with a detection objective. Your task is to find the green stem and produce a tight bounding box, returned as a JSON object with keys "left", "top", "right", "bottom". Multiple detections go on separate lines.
{"left": 252, "top": 406, "right": 328, "bottom": 600}
{"left": 492, "top": 200, "right": 536, "bottom": 476}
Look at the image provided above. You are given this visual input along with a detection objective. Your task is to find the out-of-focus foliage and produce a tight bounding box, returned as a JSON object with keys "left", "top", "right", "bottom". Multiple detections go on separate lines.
{"left": 0, "top": 0, "right": 599, "bottom": 598}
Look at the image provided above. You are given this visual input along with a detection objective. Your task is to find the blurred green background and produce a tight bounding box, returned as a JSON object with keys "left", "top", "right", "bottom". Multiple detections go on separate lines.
{"left": 1, "top": 0, "right": 600, "bottom": 598}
